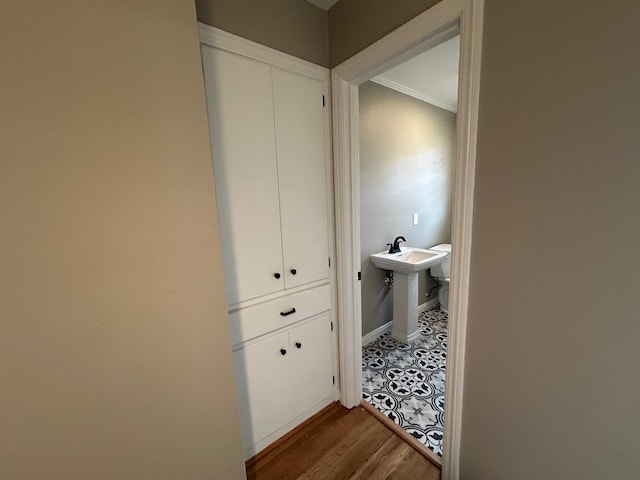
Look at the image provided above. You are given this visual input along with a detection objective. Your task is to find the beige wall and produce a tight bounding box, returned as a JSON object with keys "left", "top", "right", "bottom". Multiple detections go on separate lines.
{"left": 328, "top": 0, "right": 439, "bottom": 66}
{"left": 462, "top": 0, "right": 640, "bottom": 478}
{"left": 196, "top": 0, "right": 329, "bottom": 67}
{"left": 1, "top": 1, "right": 245, "bottom": 479}
{"left": 332, "top": 0, "right": 640, "bottom": 478}
{"left": 359, "top": 82, "right": 455, "bottom": 336}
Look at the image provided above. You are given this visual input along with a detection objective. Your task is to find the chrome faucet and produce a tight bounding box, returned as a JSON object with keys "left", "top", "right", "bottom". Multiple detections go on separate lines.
{"left": 387, "top": 236, "right": 406, "bottom": 254}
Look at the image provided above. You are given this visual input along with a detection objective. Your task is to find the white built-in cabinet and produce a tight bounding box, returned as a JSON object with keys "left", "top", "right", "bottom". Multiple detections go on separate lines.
{"left": 233, "top": 314, "right": 333, "bottom": 449}
{"left": 201, "top": 46, "right": 329, "bottom": 306}
{"left": 199, "top": 24, "right": 335, "bottom": 459}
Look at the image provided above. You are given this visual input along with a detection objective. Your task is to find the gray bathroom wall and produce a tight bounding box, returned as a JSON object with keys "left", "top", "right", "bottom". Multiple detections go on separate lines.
{"left": 359, "top": 81, "right": 456, "bottom": 337}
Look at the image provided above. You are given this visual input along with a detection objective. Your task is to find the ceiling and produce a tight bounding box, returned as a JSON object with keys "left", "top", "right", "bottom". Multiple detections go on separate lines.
{"left": 306, "top": 0, "right": 340, "bottom": 10}
{"left": 372, "top": 35, "right": 460, "bottom": 113}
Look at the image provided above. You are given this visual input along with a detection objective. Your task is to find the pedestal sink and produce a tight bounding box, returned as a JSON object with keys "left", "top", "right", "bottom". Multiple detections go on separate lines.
{"left": 370, "top": 247, "right": 447, "bottom": 344}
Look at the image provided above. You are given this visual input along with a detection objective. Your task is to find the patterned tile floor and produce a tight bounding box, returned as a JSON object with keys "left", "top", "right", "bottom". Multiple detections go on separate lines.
{"left": 362, "top": 308, "right": 448, "bottom": 456}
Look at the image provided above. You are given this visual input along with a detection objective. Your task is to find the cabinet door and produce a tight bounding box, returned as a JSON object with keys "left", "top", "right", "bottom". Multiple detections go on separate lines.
{"left": 202, "top": 47, "right": 284, "bottom": 305}
{"left": 288, "top": 314, "right": 334, "bottom": 419}
{"left": 232, "top": 332, "right": 291, "bottom": 448}
{"left": 272, "top": 69, "right": 329, "bottom": 289}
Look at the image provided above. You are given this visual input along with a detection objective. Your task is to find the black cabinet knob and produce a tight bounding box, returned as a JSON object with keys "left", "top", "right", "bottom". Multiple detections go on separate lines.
{"left": 295, "top": 342, "right": 302, "bottom": 349}
{"left": 280, "top": 308, "right": 296, "bottom": 317}
{"left": 274, "top": 272, "right": 281, "bottom": 279}
{"left": 280, "top": 348, "right": 287, "bottom": 356}
{"left": 290, "top": 268, "right": 297, "bottom": 275}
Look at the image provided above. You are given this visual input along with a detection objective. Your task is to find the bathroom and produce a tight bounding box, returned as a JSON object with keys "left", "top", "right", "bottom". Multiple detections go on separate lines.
{"left": 359, "top": 35, "right": 459, "bottom": 459}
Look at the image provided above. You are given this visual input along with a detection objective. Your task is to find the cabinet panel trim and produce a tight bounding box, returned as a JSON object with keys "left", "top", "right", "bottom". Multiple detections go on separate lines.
{"left": 198, "top": 23, "right": 328, "bottom": 82}
{"left": 229, "top": 284, "right": 331, "bottom": 346}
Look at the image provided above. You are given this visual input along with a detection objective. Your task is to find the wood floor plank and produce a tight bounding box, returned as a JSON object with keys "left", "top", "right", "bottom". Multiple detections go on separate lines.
{"left": 391, "top": 446, "right": 441, "bottom": 479}
{"left": 246, "top": 405, "right": 440, "bottom": 480}
{"left": 247, "top": 404, "right": 367, "bottom": 479}
{"left": 348, "top": 434, "right": 410, "bottom": 479}
{"left": 246, "top": 403, "right": 348, "bottom": 474}
{"left": 260, "top": 408, "right": 388, "bottom": 480}
{"left": 302, "top": 410, "right": 394, "bottom": 479}
{"left": 351, "top": 435, "right": 440, "bottom": 480}
{"left": 256, "top": 417, "right": 368, "bottom": 480}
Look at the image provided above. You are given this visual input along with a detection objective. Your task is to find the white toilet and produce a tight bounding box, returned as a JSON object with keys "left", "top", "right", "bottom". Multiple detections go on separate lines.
{"left": 429, "top": 243, "right": 451, "bottom": 312}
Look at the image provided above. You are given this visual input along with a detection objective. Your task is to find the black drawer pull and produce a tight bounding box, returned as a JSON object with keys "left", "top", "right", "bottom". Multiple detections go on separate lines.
{"left": 274, "top": 272, "right": 281, "bottom": 279}
{"left": 280, "top": 348, "right": 287, "bottom": 356}
{"left": 295, "top": 342, "right": 302, "bottom": 349}
{"left": 280, "top": 308, "right": 296, "bottom": 317}
{"left": 290, "top": 268, "right": 297, "bottom": 275}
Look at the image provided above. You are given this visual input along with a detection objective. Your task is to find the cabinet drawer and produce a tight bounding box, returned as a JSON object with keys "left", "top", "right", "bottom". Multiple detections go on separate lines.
{"left": 228, "top": 284, "right": 331, "bottom": 345}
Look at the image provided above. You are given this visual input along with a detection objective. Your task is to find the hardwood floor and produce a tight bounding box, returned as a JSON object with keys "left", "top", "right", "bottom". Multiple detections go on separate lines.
{"left": 246, "top": 402, "right": 441, "bottom": 480}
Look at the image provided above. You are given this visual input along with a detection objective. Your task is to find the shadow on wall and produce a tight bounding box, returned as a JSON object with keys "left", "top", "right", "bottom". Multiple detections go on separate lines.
{"left": 359, "top": 81, "right": 456, "bottom": 337}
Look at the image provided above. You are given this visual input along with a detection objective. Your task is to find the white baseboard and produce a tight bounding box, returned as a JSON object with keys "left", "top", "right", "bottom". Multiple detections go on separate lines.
{"left": 419, "top": 297, "right": 440, "bottom": 313}
{"left": 362, "top": 298, "right": 440, "bottom": 346}
{"left": 362, "top": 320, "right": 392, "bottom": 346}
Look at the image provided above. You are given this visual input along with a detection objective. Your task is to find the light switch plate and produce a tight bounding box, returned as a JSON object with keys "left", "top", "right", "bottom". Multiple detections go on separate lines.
{"left": 412, "top": 212, "right": 418, "bottom": 226}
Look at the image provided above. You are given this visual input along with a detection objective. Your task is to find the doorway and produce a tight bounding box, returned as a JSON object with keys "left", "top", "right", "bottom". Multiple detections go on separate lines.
{"left": 359, "top": 32, "right": 459, "bottom": 461}
{"left": 331, "top": 0, "right": 484, "bottom": 478}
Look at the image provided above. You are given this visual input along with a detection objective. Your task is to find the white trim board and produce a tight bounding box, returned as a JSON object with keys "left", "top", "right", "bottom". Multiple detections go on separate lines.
{"left": 197, "top": 22, "right": 328, "bottom": 81}
{"left": 362, "top": 321, "right": 392, "bottom": 346}
{"left": 419, "top": 297, "right": 441, "bottom": 313}
{"left": 331, "top": 0, "right": 484, "bottom": 479}
{"left": 371, "top": 76, "right": 457, "bottom": 113}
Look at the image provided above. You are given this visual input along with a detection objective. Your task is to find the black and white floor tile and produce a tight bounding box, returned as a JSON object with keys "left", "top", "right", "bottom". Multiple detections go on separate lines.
{"left": 362, "top": 308, "right": 448, "bottom": 457}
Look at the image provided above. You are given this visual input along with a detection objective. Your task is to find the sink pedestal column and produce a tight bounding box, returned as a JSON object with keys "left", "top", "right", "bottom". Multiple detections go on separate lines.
{"left": 390, "top": 271, "right": 421, "bottom": 344}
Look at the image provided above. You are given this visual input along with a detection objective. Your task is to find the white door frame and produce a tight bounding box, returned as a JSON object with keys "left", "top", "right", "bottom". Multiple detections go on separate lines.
{"left": 331, "top": 0, "right": 483, "bottom": 478}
